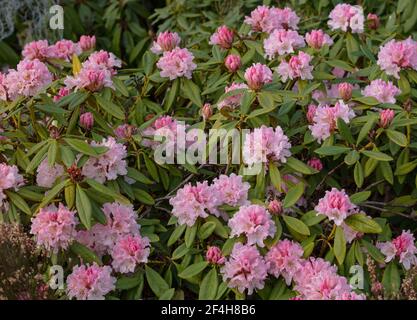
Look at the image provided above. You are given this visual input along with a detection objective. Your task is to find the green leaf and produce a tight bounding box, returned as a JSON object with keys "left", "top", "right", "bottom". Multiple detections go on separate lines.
{"left": 133, "top": 189, "right": 155, "bottom": 205}
{"left": 315, "top": 146, "right": 351, "bottom": 156}
{"left": 379, "top": 161, "right": 394, "bottom": 184}
{"left": 199, "top": 268, "right": 218, "bottom": 300}
{"left": 95, "top": 95, "right": 125, "bottom": 120}
{"left": 345, "top": 214, "right": 382, "bottom": 234}
{"left": 198, "top": 222, "right": 216, "bottom": 240}
{"left": 361, "top": 150, "right": 393, "bottom": 161}
{"left": 350, "top": 191, "right": 371, "bottom": 204}
{"left": 178, "top": 261, "right": 208, "bottom": 279}
{"left": 64, "top": 138, "right": 100, "bottom": 157}
{"left": 354, "top": 162, "right": 364, "bottom": 188}
{"left": 386, "top": 129, "right": 408, "bottom": 147}
{"left": 346, "top": 33, "right": 359, "bottom": 64}
{"left": 394, "top": 160, "right": 417, "bottom": 176}
{"left": 168, "top": 224, "right": 187, "bottom": 247}
{"left": 76, "top": 185, "right": 92, "bottom": 229}
{"left": 360, "top": 239, "right": 385, "bottom": 263}
{"left": 47, "top": 139, "right": 58, "bottom": 166}
{"left": 353, "top": 96, "right": 380, "bottom": 106}
{"left": 182, "top": 78, "right": 202, "bottom": 107}
{"left": 145, "top": 266, "right": 169, "bottom": 298}
{"left": 172, "top": 243, "right": 189, "bottom": 260}
{"left": 4, "top": 191, "right": 32, "bottom": 215}
{"left": 337, "top": 118, "right": 354, "bottom": 144}
{"left": 334, "top": 226, "right": 346, "bottom": 265}
{"left": 70, "top": 241, "right": 102, "bottom": 265}
{"left": 85, "top": 179, "right": 130, "bottom": 205}
{"left": 39, "top": 179, "right": 69, "bottom": 208}
{"left": 159, "top": 288, "right": 175, "bottom": 300}
{"left": 326, "top": 59, "right": 355, "bottom": 72}
{"left": 116, "top": 271, "right": 144, "bottom": 290}
{"left": 269, "top": 162, "right": 281, "bottom": 192}
{"left": 126, "top": 167, "right": 153, "bottom": 184}
{"left": 286, "top": 157, "right": 318, "bottom": 175}
{"left": 382, "top": 262, "right": 401, "bottom": 297}
{"left": 282, "top": 215, "right": 310, "bottom": 236}
{"left": 357, "top": 116, "right": 377, "bottom": 146}
{"left": 283, "top": 183, "right": 304, "bottom": 208}
{"left": 164, "top": 78, "right": 180, "bottom": 111}
{"left": 344, "top": 150, "right": 360, "bottom": 165}
{"left": 185, "top": 223, "right": 198, "bottom": 248}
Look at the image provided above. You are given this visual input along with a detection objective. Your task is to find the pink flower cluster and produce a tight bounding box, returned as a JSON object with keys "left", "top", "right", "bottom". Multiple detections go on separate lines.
{"left": 228, "top": 205, "right": 276, "bottom": 247}
{"left": 142, "top": 115, "right": 186, "bottom": 150}
{"left": 263, "top": 29, "right": 305, "bottom": 59}
{"left": 66, "top": 263, "right": 116, "bottom": 300}
{"left": 82, "top": 137, "right": 127, "bottom": 183}
{"left": 53, "top": 87, "right": 70, "bottom": 102}
{"left": 217, "top": 82, "right": 248, "bottom": 110}
{"left": 221, "top": 243, "right": 268, "bottom": 294}
{"left": 157, "top": 47, "right": 196, "bottom": 80}
{"left": 30, "top": 203, "right": 78, "bottom": 251}
{"left": 111, "top": 234, "right": 150, "bottom": 273}
{"left": 48, "top": 39, "right": 82, "bottom": 61}
{"left": 244, "top": 6, "right": 299, "bottom": 33}
{"left": 0, "top": 163, "right": 24, "bottom": 210}
{"left": 243, "top": 125, "right": 292, "bottom": 167}
{"left": 170, "top": 173, "right": 250, "bottom": 226}
{"left": 36, "top": 158, "right": 64, "bottom": 188}
{"left": 244, "top": 63, "right": 273, "bottom": 90}
{"left": 65, "top": 50, "right": 121, "bottom": 92}
{"left": 328, "top": 3, "right": 364, "bottom": 33}
{"left": 305, "top": 29, "right": 333, "bottom": 50}
{"left": 377, "top": 38, "right": 417, "bottom": 79}
{"left": 151, "top": 31, "right": 181, "bottom": 55}
{"left": 377, "top": 230, "right": 417, "bottom": 270}
{"left": 1, "top": 59, "right": 52, "bottom": 100}
{"left": 209, "top": 26, "right": 234, "bottom": 49}
{"left": 308, "top": 100, "right": 355, "bottom": 143}
{"left": 362, "top": 79, "right": 401, "bottom": 104}
{"left": 314, "top": 188, "right": 356, "bottom": 226}
{"left": 277, "top": 51, "right": 313, "bottom": 82}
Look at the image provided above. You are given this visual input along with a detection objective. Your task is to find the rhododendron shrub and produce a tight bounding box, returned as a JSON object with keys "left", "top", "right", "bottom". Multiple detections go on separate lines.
{"left": 1, "top": 1, "right": 417, "bottom": 301}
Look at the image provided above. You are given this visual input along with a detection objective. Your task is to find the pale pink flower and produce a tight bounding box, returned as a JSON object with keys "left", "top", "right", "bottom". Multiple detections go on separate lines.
{"left": 217, "top": 82, "right": 248, "bottom": 110}
{"left": 379, "top": 109, "right": 395, "bottom": 128}
{"left": 243, "top": 125, "right": 292, "bottom": 167}
{"left": 341, "top": 222, "right": 361, "bottom": 243}
{"left": 244, "top": 63, "right": 273, "bottom": 90}
{"left": 277, "top": 51, "right": 313, "bottom": 82}
{"left": 157, "top": 47, "right": 196, "bottom": 80}
{"left": 85, "top": 50, "right": 122, "bottom": 72}
{"left": 332, "top": 67, "right": 346, "bottom": 79}
{"left": 36, "top": 158, "right": 64, "bottom": 188}
{"left": 81, "top": 137, "right": 127, "bottom": 183}
{"left": 307, "top": 158, "right": 323, "bottom": 171}
{"left": 306, "top": 104, "right": 317, "bottom": 123}
{"left": 48, "top": 39, "right": 81, "bottom": 61}
{"left": 221, "top": 243, "right": 268, "bottom": 294}
{"left": 263, "top": 29, "right": 305, "bottom": 59}
{"left": 78, "top": 35, "right": 96, "bottom": 51}
{"left": 362, "top": 79, "right": 401, "bottom": 103}
{"left": 141, "top": 115, "right": 186, "bottom": 150}
{"left": 266, "top": 239, "right": 304, "bottom": 285}
{"left": 245, "top": 6, "right": 299, "bottom": 33}
{"left": 377, "top": 38, "right": 417, "bottom": 79}
{"left": 169, "top": 181, "right": 220, "bottom": 226}
{"left": 111, "top": 234, "right": 150, "bottom": 273}
{"left": 367, "top": 13, "right": 380, "bottom": 30}
{"left": 79, "top": 112, "right": 94, "bottom": 130}
{"left": 211, "top": 173, "right": 250, "bottom": 207}
{"left": 308, "top": 100, "right": 355, "bottom": 143}
{"left": 224, "top": 54, "right": 241, "bottom": 73}
{"left": 328, "top": 4, "right": 364, "bottom": 34}
{"left": 338, "top": 82, "right": 353, "bottom": 101}
{"left": 22, "top": 40, "right": 49, "bottom": 61}
{"left": 305, "top": 29, "right": 333, "bottom": 49}
{"left": 53, "top": 87, "right": 70, "bottom": 102}
{"left": 66, "top": 263, "right": 116, "bottom": 300}
{"left": 151, "top": 32, "right": 181, "bottom": 55}
{"left": 314, "top": 188, "right": 356, "bottom": 226}
{"left": 206, "top": 246, "right": 225, "bottom": 265}
{"left": 5, "top": 59, "right": 53, "bottom": 100}
{"left": 30, "top": 203, "right": 78, "bottom": 251}
{"left": 244, "top": 5, "right": 273, "bottom": 33}
{"left": 0, "top": 163, "right": 25, "bottom": 209}
{"left": 209, "top": 25, "right": 234, "bottom": 49}
{"left": 0, "top": 73, "right": 8, "bottom": 101}
{"left": 64, "top": 65, "right": 113, "bottom": 92}
{"left": 272, "top": 7, "right": 300, "bottom": 30}
{"left": 228, "top": 204, "right": 276, "bottom": 247}
{"left": 377, "top": 230, "right": 417, "bottom": 270}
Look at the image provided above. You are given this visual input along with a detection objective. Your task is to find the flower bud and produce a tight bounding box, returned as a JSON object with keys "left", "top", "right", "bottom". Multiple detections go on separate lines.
{"left": 53, "top": 87, "right": 70, "bottom": 102}
{"left": 306, "top": 104, "right": 317, "bottom": 123}
{"left": 79, "top": 35, "right": 96, "bottom": 51}
{"left": 379, "top": 109, "right": 394, "bottom": 128}
{"left": 209, "top": 26, "right": 234, "bottom": 49}
{"left": 79, "top": 112, "right": 94, "bottom": 130}
{"left": 225, "top": 54, "right": 241, "bottom": 73}
{"left": 201, "top": 103, "right": 213, "bottom": 120}
{"left": 367, "top": 14, "right": 380, "bottom": 30}
{"left": 268, "top": 199, "right": 283, "bottom": 215}
{"left": 244, "top": 63, "right": 273, "bottom": 90}
{"left": 206, "top": 246, "right": 225, "bottom": 265}
{"left": 307, "top": 157, "right": 323, "bottom": 171}
{"left": 115, "top": 124, "right": 137, "bottom": 139}
{"left": 338, "top": 82, "right": 353, "bottom": 101}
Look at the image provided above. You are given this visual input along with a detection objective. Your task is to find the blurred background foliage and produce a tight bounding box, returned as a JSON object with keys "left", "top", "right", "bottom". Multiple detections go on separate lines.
{"left": 1, "top": 0, "right": 417, "bottom": 69}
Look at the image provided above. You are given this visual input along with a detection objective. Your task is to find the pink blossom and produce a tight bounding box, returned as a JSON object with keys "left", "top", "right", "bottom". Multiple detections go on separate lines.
{"left": 244, "top": 5, "right": 273, "bottom": 33}
{"left": 142, "top": 115, "right": 186, "bottom": 150}
{"left": 22, "top": 40, "right": 49, "bottom": 61}
{"left": 201, "top": 103, "right": 213, "bottom": 120}
{"left": 48, "top": 39, "right": 81, "bottom": 61}
{"left": 218, "top": 82, "right": 248, "bottom": 110}
{"left": 64, "top": 65, "right": 113, "bottom": 92}
{"left": 30, "top": 203, "right": 78, "bottom": 251}
{"left": 306, "top": 104, "right": 317, "bottom": 123}
{"left": 377, "top": 38, "right": 417, "bottom": 79}
{"left": 243, "top": 125, "right": 292, "bottom": 166}
{"left": 169, "top": 181, "right": 220, "bottom": 226}
{"left": 308, "top": 100, "right": 355, "bottom": 143}
{"left": 82, "top": 137, "right": 127, "bottom": 183}
{"left": 377, "top": 230, "right": 417, "bottom": 270}
{"left": 244, "top": 63, "right": 273, "bottom": 90}
{"left": 78, "top": 35, "right": 96, "bottom": 51}
{"left": 379, "top": 109, "right": 395, "bottom": 128}
{"left": 277, "top": 51, "right": 313, "bottom": 82}
{"left": 367, "top": 13, "right": 380, "bottom": 30}
{"left": 206, "top": 246, "right": 225, "bottom": 265}
{"left": 305, "top": 29, "right": 333, "bottom": 49}
{"left": 314, "top": 188, "right": 356, "bottom": 226}
{"left": 362, "top": 79, "right": 401, "bottom": 104}
{"left": 245, "top": 6, "right": 300, "bottom": 33}
{"left": 268, "top": 200, "right": 283, "bottom": 215}
{"left": 209, "top": 25, "right": 234, "bottom": 49}
{"left": 332, "top": 67, "right": 346, "bottom": 79}
{"left": 272, "top": 7, "right": 300, "bottom": 30}
{"left": 263, "top": 29, "right": 305, "bottom": 59}
{"left": 0, "top": 73, "right": 7, "bottom": 101}
{"left": 341, "top": 222, "right": 361, "bottom": 243}
{"left": 66, "top": 263, "right": 116, "bottom": 300}
{"left": 221, "top": 243, "right": 268, "bottom": 294}
{"left": 157, "top": 47, "right": 196, "bottom": 80}
{"left": 79, "top": 112, "right": 94, "bottom": 130}
{"left": 151, "top": 32, "right": 181, "bottom": 55}
{"left": 328, "top": 4, "right": 364, "bottom": 33}
{"left": 5, "top": 59, "right": 53, "bottom": 100}
{"left": 0, "top": 163, "right": 24, "bottom": 209}
{"left": 36, "top": 158, "right": 64, "bottom": 188}
{"left": 211, "top": 173, "right": 250, "bottom": 207}
{"left": 224, "top": 54, "right": 241, "bottom": 73}
{"left": 85, "top": 50, "right": 122, "bottom": 72}
{"left": 338, "top": 82, "right": 353, "bottom": 101}
{"left": 53, "top": 87, "right": 70, "bottom": 102}
{"left": 307, "top": 158, "right": 323, "bottom": 171}
{"left": 111, "top": 234, "right": 150, "bottom": 273}
{"left": 266, "top": 239, "right": 304, "bottom": 284}
{"left": 228, "top": 204, "right": 276, "bottom": 247}
{"left": 114, "top": 124, "right": 137, "bottom": 139}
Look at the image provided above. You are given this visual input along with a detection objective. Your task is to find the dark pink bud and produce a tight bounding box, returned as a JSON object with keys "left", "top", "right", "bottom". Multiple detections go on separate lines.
{"left": 225, "top": 54, "right": 241, "bottom": 73}
{"left": 379, "top": 109, "right": 394, "bottom": 128}
{"left": 206, "top": 246, "right": 225, "bottom": 265}
{"left": 201, "top": 103, "right": 213, "bottom": 120}
{"left": 338, "top": 82, "right": 353, "bottom": 101}
{"left": 79, "top": 112, "right": 94, "bottom": 130}
{"left": 268, "top": 200, "right": 283, "bottom": 215}
{"left": 307, "top": 157, "right": 323, "bottom": 171}
{"left": 367, "top": 14, "right": 380, "bottom": 30}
